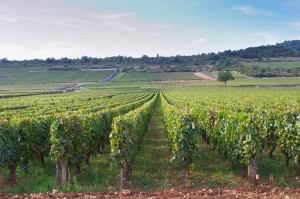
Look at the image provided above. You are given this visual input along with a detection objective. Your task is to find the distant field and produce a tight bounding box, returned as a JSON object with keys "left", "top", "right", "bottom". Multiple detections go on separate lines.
{"left": 114, "top": 72, "right": 201, "bottom": 82}
{"left": 211, "top": 71, "right": 248, "bottom": 79}
{"left": 243, "top": 62, "right": 300, "bottom": 69}
{"left": 231, "top": 71, "right": 249, "bottom": 78}
{"left": 156, "top": 77, "right": 300, "bottom": 87}
{"left": 91, "top": 76, "right": 300, "bottom": 89}
{"left": 1, "top": 68, "right": 299, "bottom": 91}
{"left": 0, "top": 83, "right": 71, "bottom": 91}
{"left": 0, "top": 90, "right": 63, "bottom": 98}
{"left": 231, "top": 77, "right": 300, "bottom": 86}
{"left": 0, "top": 67, "right": 115, "bottom": 84}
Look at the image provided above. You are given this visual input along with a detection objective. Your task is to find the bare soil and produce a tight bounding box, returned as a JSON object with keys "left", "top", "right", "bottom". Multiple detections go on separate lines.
{"left": 1, "top": 186, "right": 300, "bottom": 198}
{"left": 194, "top": 72, "right": 216, "bottom": 80}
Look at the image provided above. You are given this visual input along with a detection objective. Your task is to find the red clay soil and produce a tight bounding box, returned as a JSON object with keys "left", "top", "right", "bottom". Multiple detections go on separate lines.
{"left": 1, "top": 186, "right": 300, "bottom": 199}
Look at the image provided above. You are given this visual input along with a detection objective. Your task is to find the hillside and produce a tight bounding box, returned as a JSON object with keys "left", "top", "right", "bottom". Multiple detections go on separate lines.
{"left": 0, "top": 40, "right": 300, "bottom": 77}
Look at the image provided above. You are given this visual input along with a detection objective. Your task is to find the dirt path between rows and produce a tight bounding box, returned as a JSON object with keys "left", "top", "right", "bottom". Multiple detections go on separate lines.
{"left": 128, "top": 96, "right": 179, "bottom": 190}
{"left": 194, "top": 72, "right": 216, "bottom": 80}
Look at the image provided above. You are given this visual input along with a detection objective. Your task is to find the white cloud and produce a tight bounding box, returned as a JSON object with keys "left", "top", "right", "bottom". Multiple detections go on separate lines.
{"left": 0, "top": 0, "right": 181, "bottom": 59}
{"left": 190, "top": 38, "right": 206, "bottom": 46}
{"left": 0, "top": 43, "right": 86, "bottom": 60}
{"left": 92, "top": 12, "right": 134, "bottom": 20}
{"left": 39, "top": 42, "right": 85, "bottom": 58}
{"left": 0, "top": 4, "right": 137, "bottom": 31}
{"left": 0, "top": 44, "right": 28, "bottom": 59}
{"left": 231, "top": 5, "right": 272, "bottom": 16}
{"left": 0, "top": 13, "right": 20, "bottom": 22}
{"left": 1, "top": 0, "right": 287, "bottom": 60}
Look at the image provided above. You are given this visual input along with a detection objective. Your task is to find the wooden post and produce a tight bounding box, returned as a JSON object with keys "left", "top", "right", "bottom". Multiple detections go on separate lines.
{"left": 61, "top": 162, "right": 67, "bottom": 185}
{"left": 248, "top": 158, "right": 257, "bottom": 184}
{"left": 55, "top": 163, "right": 61, "bottom": 189}
{"left": 0, "top": 168, "right": 4, "bottom": 188}
{"left": 182, "top": 170, "right": 190, "bottom": 187}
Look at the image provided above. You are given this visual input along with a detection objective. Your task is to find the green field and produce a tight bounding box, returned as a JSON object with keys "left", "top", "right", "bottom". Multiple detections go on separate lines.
{"left": 0, "top": 67, "right": 115, "bottom": 84}
{"left": 230, "top": 71, "right": 249, "bottom": 78}
{"left": 0, "top": 83, "right": 72, "bottom": 91}
{"left": 178, "top": 75, "right": 300, "bottom": 87}
{"left": 243, "top": 61, "right": 300, "bottom": 69}
{"left": 114, "top": 72, "right": 201, "bottom": 82}
{"left": 1, "top": 68, "right": 299, "bottom": 91}
{"left": 231, "top": 77, "right": 300, "bottom": 86}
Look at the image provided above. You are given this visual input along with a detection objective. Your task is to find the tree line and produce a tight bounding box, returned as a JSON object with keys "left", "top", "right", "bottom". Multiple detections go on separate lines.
{"left": 0, "top": 40, "right": 300, "bottom": 77}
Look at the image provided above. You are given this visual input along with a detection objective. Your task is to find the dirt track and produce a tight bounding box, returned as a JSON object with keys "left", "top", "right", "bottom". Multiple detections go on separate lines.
{"left": 1, "top": 186, "right": 300, "bottom": 199}
{"left": 194, "top": 72, "right": 216, "bottom": 80}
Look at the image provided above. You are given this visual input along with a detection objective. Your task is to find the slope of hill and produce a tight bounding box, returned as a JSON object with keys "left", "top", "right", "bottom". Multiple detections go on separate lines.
{"left": 0, "top": 40, "right": 300, "bottom": 77}
{"left": 281, "top": 40, "right": 300, "bottom": 51}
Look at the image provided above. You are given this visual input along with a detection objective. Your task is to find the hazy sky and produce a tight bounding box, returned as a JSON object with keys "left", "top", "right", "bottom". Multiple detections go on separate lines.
{"left": 1, "top": 0, "right": 300, "bottom": 60}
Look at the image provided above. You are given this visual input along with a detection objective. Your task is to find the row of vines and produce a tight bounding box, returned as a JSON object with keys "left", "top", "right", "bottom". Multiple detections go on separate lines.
{"left": 0, "top": 86, "right": 299, "bottom": 190}
{"left": 0, "top": 88, "right": 157, "bottom": 189}
{"left": 160, "top": 88, "right": 299, "bottom": 185}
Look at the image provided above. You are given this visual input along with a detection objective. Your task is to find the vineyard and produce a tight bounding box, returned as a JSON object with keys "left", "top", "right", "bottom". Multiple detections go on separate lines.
{"left": 0, "top": 67, "right": 115, "bottom": 84}
{"left": 161, "top": 87, "right": 300, "bottom": 184}
{"left": 0, "top": 85, "right": 299, "bottom": 197}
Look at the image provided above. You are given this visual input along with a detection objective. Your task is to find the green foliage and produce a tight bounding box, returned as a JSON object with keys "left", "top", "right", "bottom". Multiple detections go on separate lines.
{"left": 50, "top": 118, "right": 74, "bottom": 163}
{"left": 110, "top": 94, "right": 157, "bottom": 168}
{"left": 19, "top": 116, "right": 51, "bottom": 162}
{"left": 0, "top": 86, "right": 300, "bottom": 192}
{"left": 110, "top": 116, "right": 137, "bottom": 167}
{"left": 276, "top": 112, "right": 300, "bottom": 163}
{"left": 217, "top": 71, "right": 235, "bottom": 85}
{"left": 163, "top": 87, "right": 300, "bottom": 170}
{"left": 161, "top": 94, "right": 198, "bottom": 170}
{"left": 0, "top": 117, "right": 19, "bottom": 167}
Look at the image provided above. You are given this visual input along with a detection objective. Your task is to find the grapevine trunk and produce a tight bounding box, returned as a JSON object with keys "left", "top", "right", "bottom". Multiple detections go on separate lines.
{"left": 268, "top": 145, "right": 276, "bottom": 159}
{"left": 61, "top": 162, "right": 67, "bottom": 185}
{"left": 120, "top": 166, "right": 128, "bottom": 190}
{"left": 182, "top": 170, "right": 190, "bottom": 187}
{"left": 248, "top": 158, "right": 257, "bottom": 183}
{"left": 241, "top": 165, "right": 247, "bottom": 178}
{"left": 55, "top": 163, "right": 61, "bottom": 189}
{"left": 0, "top": 168, "right": 3, "bottom": 188}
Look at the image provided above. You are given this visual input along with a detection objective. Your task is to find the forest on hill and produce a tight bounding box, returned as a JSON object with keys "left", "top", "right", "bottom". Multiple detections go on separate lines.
{"left": 1, "top": 40, "right": 300, "bottom": 77}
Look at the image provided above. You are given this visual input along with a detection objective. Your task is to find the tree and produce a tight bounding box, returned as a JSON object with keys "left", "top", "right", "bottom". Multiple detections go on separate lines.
{"left": 217, "top": 71, "right": 235, "bottom": 86}
{"left": 80, "top": 56, "right": 89, "bottom": 63}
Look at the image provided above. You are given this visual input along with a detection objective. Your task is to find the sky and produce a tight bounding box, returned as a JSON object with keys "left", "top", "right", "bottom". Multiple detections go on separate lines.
{"left": 0, "top": 0, "right": 300, "bottom": 60}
